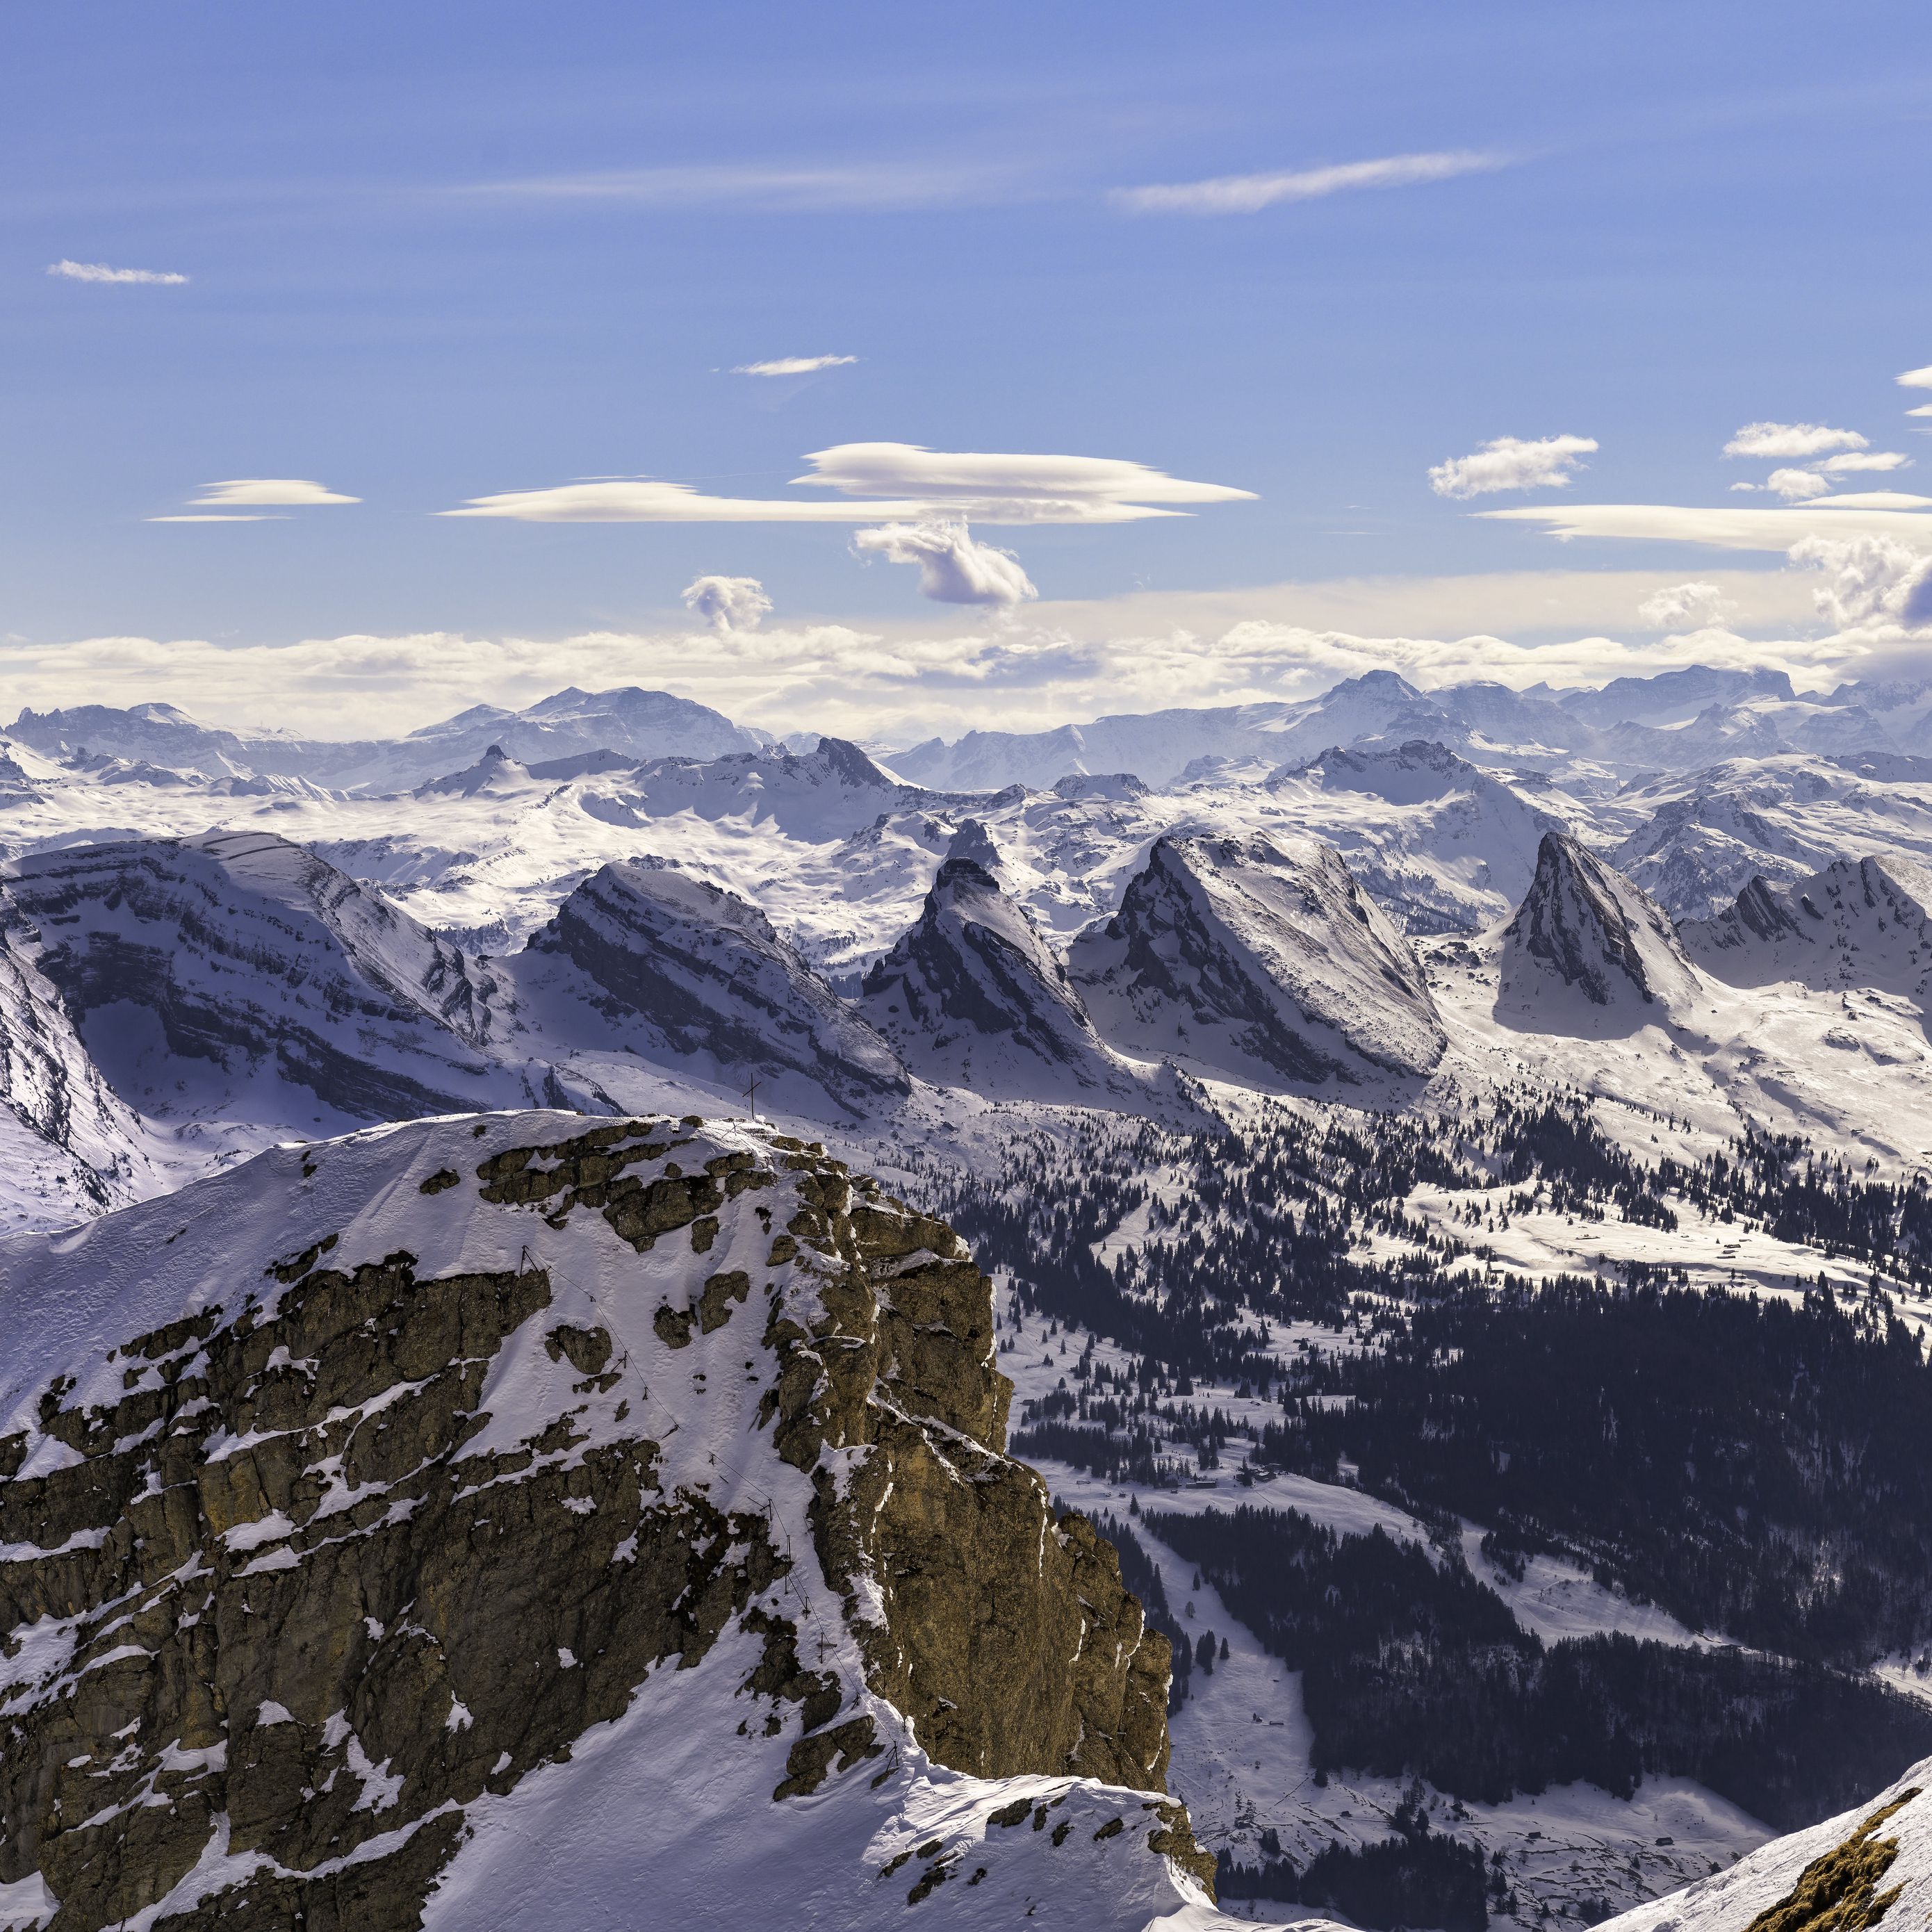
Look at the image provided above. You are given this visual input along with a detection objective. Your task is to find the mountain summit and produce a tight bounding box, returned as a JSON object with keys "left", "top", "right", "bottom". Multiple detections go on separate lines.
{"left": 1497, "top": 832, "right": 1701, "bottom": 1027}
{"left": 0, "top": 1112, "right": 1243, "bottom": 1930}
{"left": 1070, "top": 833, "right": 1447, "bottom": 1086}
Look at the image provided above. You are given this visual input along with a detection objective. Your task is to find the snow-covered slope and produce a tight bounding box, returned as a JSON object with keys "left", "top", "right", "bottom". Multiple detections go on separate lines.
{"left": 0, "top": 927, "right": 155, "bottom": 1225}
{"left": 1680, "top": 857, "right": 1932, "bottom": 999}
{"left": 1069, "top": 833, "right": 1447, "bottom": 1087}
{"left": 1594, "top": 1760, "right": 1932, "bottom": 1932}
{"left": 1266, "top": 739, "right": 1571, "bottom": 931}
{"left": 859, "top": 857, "right": 1150, "bottom": 1103}
{"left": 1604, "top": 756, "right": 1932, "bottom": 922}
{"left": 507, "top": 858, "right": 910, "bottom": 1122}
{"left": 0, "top": 830, "right": 544, "bottom": 1136}
{"left": 1496, "top": 834, "right": 1703, "bottom": 1031}
{"left": 0, "top": 1110, "right": 1291, "bottom": 1932}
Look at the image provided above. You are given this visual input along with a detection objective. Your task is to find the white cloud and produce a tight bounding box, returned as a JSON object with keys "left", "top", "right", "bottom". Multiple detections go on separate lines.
{"left": 1800, "top": 491, "right": 1932, "bottom": 510}
{"left": 146, "top": 515, "right": 289, "bottom": 524}
{"left": 188, "top": 479, "right": 361, "bottom": 507}
{"left": 443, "top": 442, "right": 1254, "bottom": 526}
{"left": 47, "top": 259, "right": 187, "bottom": 286}
{"left": 1897, "top": 364, "right": 1932, "bottom": 391}
{"left": 796, "top": 442, "right": 1254, "bottom": 516}
{"left": 1908, "top": 404, "right": 1932, "bottom": 419}
{"left": 1114, "top": 150, "right": 1505, "bottom": 215}
{"left": 852, "top": 519, "right": 1036, "bottom": 605}
{"left": 1765, "top": 468, "right": 1830, "bottom": 501}
{"left": 444, "top": 478, "right": 915, "bottom": 524}
{"left": 1637, "top": 582, "right": 1733, "bottom": 632}
{"left": 732, "top": 354, "right": 858, "bottom": 377}
{"left": 1788, "top": 534, "right": 1932, "bottom": 633}
{"left": 1486, "top": 501, "right": 1932, "bottom": 549}
{"left": 1820, "top": 449, "right": 1910, "bottom": 474}
{"left": 1428, "top": 434, "right": 1597, "bottom": 500}
{"left": 1722, "top": 420, "right": 1867, "bottom": 459}
{"left": 450, "top": 162, "right": 1017, "bottom": 213}
{"left": 681, "top": 575, "right": 773, "bottom": 632}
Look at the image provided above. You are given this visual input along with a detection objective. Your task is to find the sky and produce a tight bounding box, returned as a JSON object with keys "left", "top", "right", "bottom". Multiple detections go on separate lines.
{"left": 3, "top": 1, "right": 1932, "bottom": 743}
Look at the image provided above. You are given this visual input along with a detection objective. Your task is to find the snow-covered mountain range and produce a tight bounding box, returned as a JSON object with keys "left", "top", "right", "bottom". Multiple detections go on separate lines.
{"left": 8, "top": 665, "right": 1932, "bottom": 1931}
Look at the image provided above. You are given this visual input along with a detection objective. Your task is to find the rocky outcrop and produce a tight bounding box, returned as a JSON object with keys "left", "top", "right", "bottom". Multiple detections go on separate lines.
{"left": 1069, "top": 833, "right": 1446, "bottom": 1086}
{"left": 858, "top": 858, "right": 1142, "bottom": 1102}
{"left": 1496, "top": 833, "right": 1701, "bottom": 1027}
{"left": 1594, "top": 1762, "right": 1932, "bottom": 1932}
{"left": 0, "top": 1111, "right": 1212, "bottom": 1929}
{"left": 512, "top": 860, "right": 908, "bottom": 1122}
{"left": 1680, "top": 856, "right": 1932, "bottom": 1000}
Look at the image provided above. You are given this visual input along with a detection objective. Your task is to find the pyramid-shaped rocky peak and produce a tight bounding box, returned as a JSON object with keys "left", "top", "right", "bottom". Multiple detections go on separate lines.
{"left": 1498, "top": 832, "right": 1701, "bottom": 1022}
{"left": 1068, "top": 833, "right": 1446, "bottom": 1086}
{"left": 858, "top": 856, "right": 1136, "bottom": 1101}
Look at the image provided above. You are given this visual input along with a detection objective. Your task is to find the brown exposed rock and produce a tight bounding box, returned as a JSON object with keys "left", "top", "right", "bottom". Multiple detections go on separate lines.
{"left": 0, "top": 1113, "right": 1206, "bottom": 1928}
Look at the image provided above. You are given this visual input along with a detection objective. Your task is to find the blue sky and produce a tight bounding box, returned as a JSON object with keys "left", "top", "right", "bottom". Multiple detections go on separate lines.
{"left": 3, "top": 1, "right": 1931, "bottom": 737}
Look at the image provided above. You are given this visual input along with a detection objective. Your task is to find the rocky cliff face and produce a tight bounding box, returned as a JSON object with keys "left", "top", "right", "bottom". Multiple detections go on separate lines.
{"left": 0, "top": 1111, "right": 1215, "bottom": 1931}
{"left": 1068, "top": 833, "right": 1446, "bottom": 1086}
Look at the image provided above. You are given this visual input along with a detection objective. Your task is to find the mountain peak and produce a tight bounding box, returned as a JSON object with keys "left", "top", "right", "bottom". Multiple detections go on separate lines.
{"left": 860, "top": 856, "right": 1137, "bottom": 1101}
{"left": 810, "top": 735, "right": 894, "bottom": 789}
{"left": 1071, "top": 833, "right": 1446, "bottom": 1086}
{"left": 1498, "top": 832, "right": 1700, "bottom": 1024}
{"left": 1680, "top": 855, "right": 1932, "bottom": 997}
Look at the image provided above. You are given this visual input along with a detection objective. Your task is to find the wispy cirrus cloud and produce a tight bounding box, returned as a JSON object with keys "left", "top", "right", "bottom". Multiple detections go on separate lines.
{"left": 448, "top": 161, "right": 1022, "bottom": 213}
{"left": 1429, "top": 434, "right": 1597, "bottom": 499}
{"left": 1113, "top": 149, "right": 1505, "bottom": 216}
{"left": 441, "top": 442, "right": 1254, "bottom": 526}
{"left": 190, "top": 479, "right": 360, "bottom": 507}
{"left": 732, "top": 354, "right": 858, "bottom": 377}
{"left": 1484, "top": 500, "right": 1932, "bottom": 549}
{"left": 47, "top": 259, "right": 187, "bottom": 286}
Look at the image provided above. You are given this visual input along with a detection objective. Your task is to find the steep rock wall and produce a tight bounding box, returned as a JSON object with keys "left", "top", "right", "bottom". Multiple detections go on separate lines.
{"left": 0, "top": 1111, "right": 1199, "bottom": 1931}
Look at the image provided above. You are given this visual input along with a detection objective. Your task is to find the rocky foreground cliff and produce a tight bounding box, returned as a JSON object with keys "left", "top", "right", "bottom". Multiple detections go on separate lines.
{"left": 0, "top": 1111, "right": 1256, "bottom": 1931}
